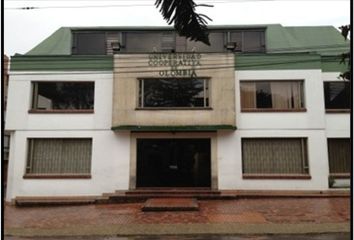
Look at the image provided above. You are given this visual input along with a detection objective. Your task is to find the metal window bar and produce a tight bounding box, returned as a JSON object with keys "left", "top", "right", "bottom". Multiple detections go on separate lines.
{"left": 26, "top": 139, "right": 92, "bottom": 174}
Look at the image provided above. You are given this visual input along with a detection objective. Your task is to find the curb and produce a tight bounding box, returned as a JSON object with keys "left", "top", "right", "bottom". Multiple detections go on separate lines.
{"left": 4, "top": 223, "right": 350, "bottom": 237}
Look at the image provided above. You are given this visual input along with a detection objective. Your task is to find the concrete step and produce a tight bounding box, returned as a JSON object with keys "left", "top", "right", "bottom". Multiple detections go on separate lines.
{"left": 124, "top": 189, "right": 221, "bottom": 195}
{"left": 142, "top": 198, "right": 199, "bottom": 212}
{"left": 15, "top": 196, "right": 96, "bottom": 207}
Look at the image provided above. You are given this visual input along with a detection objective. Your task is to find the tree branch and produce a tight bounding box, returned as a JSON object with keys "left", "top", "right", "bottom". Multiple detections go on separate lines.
{"left": 155, "top": 0, "right": 213, "bottom": 45}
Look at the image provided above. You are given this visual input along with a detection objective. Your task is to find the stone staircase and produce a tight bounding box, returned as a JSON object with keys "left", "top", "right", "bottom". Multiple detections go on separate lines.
{"left": 13, "top": 189, "right": 350, "bottom": 206}
{"left": 97, "top": 189, "right": 233, "bottom": 204}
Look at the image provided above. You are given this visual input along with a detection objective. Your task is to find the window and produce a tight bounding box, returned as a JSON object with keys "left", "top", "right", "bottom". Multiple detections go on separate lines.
{"left": 138, "top": 78, "right": 209, "bottom": 108}
{"left": 31, "top": 82, "right": 94, "bottom": 112}
{"left": 240, "top": 81, "right": 305, "bottom": 111}
{"left": 324, "top": 82, "right": 350, "bottom": 111}
{"left": 72, "top": 32, "right": 106, "bottom": 55}
{"left": 72, "top": 29, "right": 266, "bottom": 54}
{"left": 242, "top": 138, "right": 309, "bottom": 177}
{"left": 125, "top": 32, "right": 164, "bottom": 52}
{"left": 186, "top": 32, "right": 225, "bottom": 52}
{"left": 161, "top": 32, "right": 176, "bottom": 52}
{"left": 25, "top": 138, "right": 92, "bottom": 177}
{"left": 328, "top": 139, "right": 351, "bottom": 177}
{"left": 243, "top": 31, "right": 265, "bottom": 52}
{"left": 229, "top": 30, "right": 265, "bottom": 52}
{"left": 3, "top": 134, "right": 10, "bottom": 161}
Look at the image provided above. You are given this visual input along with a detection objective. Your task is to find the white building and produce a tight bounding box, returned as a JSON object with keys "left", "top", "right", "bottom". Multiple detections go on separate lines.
{"left": 5, "top": 24, "right": 350, "bottom": 202}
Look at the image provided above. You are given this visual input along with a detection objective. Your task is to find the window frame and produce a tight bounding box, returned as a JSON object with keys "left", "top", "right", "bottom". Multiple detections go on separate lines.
{"left": 72, "top": 30, "right": 107, "bottom": 55}
{"left": 240, "top": 80, "right": 306, "bottom": 112}
{"left": 24, "top": 138, "right": 93, "bottom": 179}
{"left": 327, "top": 138, "right": 351, "bottom": 179}
{"left": 228, "top": 29, "right": 266, "bottom": 53}
{"left": 323, "top": 81, "right": 351, "bottom": 113}
{"left": 136, "top": 77, "right": 212, "bottom": 110}
{"left": 29, "top": 81, "right": 95, "bottom": 114}
{"left": 3, "top": 134, "right": 10, "bottom": 162}
{"left": 241, "top": 137, "right": 310, "bottom": 179}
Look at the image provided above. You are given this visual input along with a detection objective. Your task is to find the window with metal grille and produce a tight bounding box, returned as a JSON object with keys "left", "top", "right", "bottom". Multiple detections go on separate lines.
{"left": 138, "top": 78, "right": 209, "bottom": 108}
{"left": 240, "top": 81, "right": 305, "bottom": 111}
{"left": 25, "top": 139, "right": 92, "bottom": 175}
{"left": 327, "top": 139, "right": 351, "bottom": 175}
{"left": 242, "top": 138, "right": 309, "bottom": 175}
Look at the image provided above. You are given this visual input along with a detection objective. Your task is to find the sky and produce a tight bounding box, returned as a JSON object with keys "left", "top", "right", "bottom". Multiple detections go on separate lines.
{"left": 3, "top": 0, "right": 351, "bottom": 56}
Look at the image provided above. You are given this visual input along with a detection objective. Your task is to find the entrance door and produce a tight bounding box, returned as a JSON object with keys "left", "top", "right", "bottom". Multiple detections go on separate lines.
{"left": 136, "top": 138, "right": 211, "bottom": 188}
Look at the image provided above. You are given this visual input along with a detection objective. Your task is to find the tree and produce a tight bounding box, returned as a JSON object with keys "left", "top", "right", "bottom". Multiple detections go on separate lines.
{"left": 155, "top": 0, "right": 213, "bottom": 45}
{"left": 339, "top": 25, "right": 351, "bottom": 81}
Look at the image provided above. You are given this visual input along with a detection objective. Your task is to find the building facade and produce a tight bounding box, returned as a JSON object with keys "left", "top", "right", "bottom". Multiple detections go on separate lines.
{"left": 3, "top": 54, "right": 10, "bottom": 192}
{"left": 5, "top": 24, "right": 351, "bottom": 201}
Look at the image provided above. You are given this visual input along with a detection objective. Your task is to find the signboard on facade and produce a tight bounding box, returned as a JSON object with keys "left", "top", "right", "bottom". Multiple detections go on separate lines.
{"left": 148, "top": 53, "right": 201, "bottom": 77}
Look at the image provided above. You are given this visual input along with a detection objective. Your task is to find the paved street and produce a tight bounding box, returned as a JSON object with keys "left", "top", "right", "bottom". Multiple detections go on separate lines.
{"left": 4, "top": 233, "right": 351, "bottom": 240}
{"left": 4, "top": 198, "right": 350, "bottom": 237}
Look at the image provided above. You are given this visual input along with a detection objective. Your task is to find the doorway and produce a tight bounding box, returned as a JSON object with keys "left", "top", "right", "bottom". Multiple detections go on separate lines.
{"left": 136, "top": 138, "right": 211, "bottom": 188}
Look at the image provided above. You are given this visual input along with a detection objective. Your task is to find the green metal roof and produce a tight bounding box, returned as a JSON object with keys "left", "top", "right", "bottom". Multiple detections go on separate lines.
{"left": 26, "top": 27, "right": 72, "bottom": 55}
{"left": 13, "top": 24, "right": 348, "bottom": 72}
{"left": 10, "top": 55, "right": 113, "bottom": 71}
{"left": 235, "top": 52, "right": 322, "bottom": 70}
{"left": 267, "top": 25, "right": 349, "bottom": 55}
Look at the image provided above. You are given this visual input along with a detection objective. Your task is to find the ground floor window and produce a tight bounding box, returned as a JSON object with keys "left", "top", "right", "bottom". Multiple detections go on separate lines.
{"left": 327, "top": 138, "right": 351, "bottom": 177}
{"left": 25, "top": 138, "right": 92, "bottom": 176}
{"left": 242, "top": 138, "right": 309, "bottom": 177}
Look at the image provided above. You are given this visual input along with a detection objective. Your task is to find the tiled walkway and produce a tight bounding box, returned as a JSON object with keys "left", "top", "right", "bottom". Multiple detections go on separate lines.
{"left": 5, "top": 198, "right": 350, "bottom": 229}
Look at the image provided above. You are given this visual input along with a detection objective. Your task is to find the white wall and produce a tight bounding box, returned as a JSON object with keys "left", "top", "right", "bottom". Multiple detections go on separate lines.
{"left": 235, "top": 70, "right": 326, "bottom": 130}
{"left": 6, "top": 71, "right": 113, "bottom": 130}
{"left": 217, "top": 130, "right": 329, "bottom": 190}
{"left": 6, "top": 130, "right": 130, "bottom": 200}
{"left": 5, "top": 71, "right": 131, "bottom": 201}
{"left": 215, "top": 69, "right": 349, "bottom": 191}
{"left": 322, "top": 72, "right": 350, "bottom": 138}
{"left": 5, "top": 69, "right": 350, "bottom": 200}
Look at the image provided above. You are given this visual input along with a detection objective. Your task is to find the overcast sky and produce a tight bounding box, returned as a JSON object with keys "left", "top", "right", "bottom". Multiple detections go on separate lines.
{"left": 3, "top": 0, "right": 351, "bottom": 56}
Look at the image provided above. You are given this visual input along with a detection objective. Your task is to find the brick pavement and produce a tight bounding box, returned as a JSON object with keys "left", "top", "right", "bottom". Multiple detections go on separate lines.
{"left": 4, "top": 198, "right": 350, "bottom": 236}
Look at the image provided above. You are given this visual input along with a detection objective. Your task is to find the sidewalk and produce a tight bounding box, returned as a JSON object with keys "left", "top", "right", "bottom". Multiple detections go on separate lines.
{"left": 4, "top": 197, "right": 350, "bottom": 237}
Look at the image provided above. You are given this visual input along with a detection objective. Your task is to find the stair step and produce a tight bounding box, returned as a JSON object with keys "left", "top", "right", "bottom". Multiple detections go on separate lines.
{"left": 142, "top": 198, "right": 199, "bottom": 212}
{"left": 15, "top": 197, "right": 96, "bottom": 207}
{"left": 124, "top": 190, "right": 221, "bottom": 195}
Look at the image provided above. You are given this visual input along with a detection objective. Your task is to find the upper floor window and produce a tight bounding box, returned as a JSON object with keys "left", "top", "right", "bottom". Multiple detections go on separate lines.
{"left": 229, "top": 30, "right": 265, "bottom": 52}
{"left": 324, "top": 82, "right": 350, "bottom": 112}
{"left": 72, "top": 32, "right": 106, "bottom": 55}
{"left": 31, "top": 82, "right": 94, "bottom": 112}
{"left": 138, "top": 78, "right": 209, "bottom": 109}
{"left": 240, "top": 81, "right": 305, "bottom": 112}
{"left": 72, "top": 29, "right": 266, "bottom": 54}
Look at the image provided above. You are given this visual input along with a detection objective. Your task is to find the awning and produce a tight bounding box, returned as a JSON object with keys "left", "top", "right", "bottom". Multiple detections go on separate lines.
{"left": 111, "top": 125, "right": 237, "bottom": 132}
